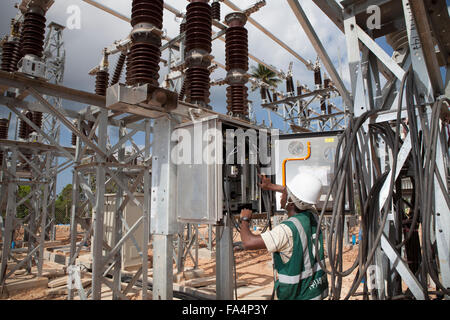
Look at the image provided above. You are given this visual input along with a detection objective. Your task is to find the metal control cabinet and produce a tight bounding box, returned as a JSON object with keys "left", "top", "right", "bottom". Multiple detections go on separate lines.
{"left": 174, "top": 115, "right": 269, "bottom": 224}
{"left": 273, "top": 131, "right": 343, "bottom": 212}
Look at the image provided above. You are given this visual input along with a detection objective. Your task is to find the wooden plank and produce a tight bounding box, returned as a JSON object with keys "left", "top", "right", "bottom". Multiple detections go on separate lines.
{"left": 183, "top": 268, "right": 205, "bottom": 280}
{"left": 184, "top": 276, "right": 247, "bottom": 289}
{"left": 46, "top": 279, "right": 92, "bottom": 296}
{"left": 184, "top": 276, "right": 216, "bottom": 288}
{"left": 48, "top": 276, "right": 69, "bottom": 288}
{"left": 1, "top": 277, "right": 48, "bottom": 297}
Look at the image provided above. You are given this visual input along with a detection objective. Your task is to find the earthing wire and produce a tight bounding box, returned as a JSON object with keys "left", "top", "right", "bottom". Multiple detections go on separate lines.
{"left": 343, "top": 68, "right": 410, "bottom": 300}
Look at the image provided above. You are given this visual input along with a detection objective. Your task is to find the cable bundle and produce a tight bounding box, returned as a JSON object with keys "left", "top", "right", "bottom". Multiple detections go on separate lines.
{"left": 314, "top": 67, "right": 450, "bottom": 300}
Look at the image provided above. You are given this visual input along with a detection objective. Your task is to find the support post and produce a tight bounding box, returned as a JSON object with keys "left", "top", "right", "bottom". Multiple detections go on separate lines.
{"left": 0, "top": 149, "right": 17, "bottom": 286}
{"left": 37, "top": 153, "right": 51, "bottom": 276}
{"left": 91, "top": 108, "right": 108, "bottom": 300}
{"left": 151, "top": 117, "right": 179, "bottom": 300}
{"left": 142, "top": 119, "right": 151, "bottom": 300}
{"left": 68, "top": 117, "right": 82, "bottom": 300}
{"left": 216, "top": 214, "right": 234, "bottom": 300}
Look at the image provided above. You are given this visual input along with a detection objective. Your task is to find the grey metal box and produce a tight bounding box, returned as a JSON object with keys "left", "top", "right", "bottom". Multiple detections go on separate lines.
{"left": 273, "top": 131, "right": 343, "bottom": 212}
{"left": 174, "top": 117, "right": 223, "bottom": 224}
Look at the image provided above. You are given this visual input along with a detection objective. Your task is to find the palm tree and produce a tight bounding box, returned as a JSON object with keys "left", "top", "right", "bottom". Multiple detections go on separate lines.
{"left": 250, "top": 64, "right": 282, "bottom": 102}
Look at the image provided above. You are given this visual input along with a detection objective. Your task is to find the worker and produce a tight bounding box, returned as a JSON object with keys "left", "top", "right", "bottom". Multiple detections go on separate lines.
{"left": 239, "top": 172, "right": 328, "bottom": 300}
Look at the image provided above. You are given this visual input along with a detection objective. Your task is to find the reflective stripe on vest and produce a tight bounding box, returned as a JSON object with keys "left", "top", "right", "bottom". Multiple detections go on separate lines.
{"left": 278, "top": 259, "right": 326, "bottom": 284}
{"left": 287, "top": 216, "right": 312, "bottom": 270}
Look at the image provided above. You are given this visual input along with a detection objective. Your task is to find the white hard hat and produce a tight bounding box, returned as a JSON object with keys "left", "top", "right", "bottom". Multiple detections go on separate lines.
{"left": 286, "top": 171, "right": 323, "bottom": 205}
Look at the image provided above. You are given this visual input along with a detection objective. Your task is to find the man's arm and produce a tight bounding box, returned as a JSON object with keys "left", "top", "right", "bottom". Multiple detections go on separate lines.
{"left": 239, "top": 209, "right": 267, "bottom": 250}
{"left": 259, "top": 174, "right": 286, "bottom": 193}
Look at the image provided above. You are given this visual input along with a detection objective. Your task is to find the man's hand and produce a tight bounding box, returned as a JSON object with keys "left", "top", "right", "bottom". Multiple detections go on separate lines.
{"left": 259, "top": 174, "right": 286, "bottom": 193}
{"left": 240, "top": 209, "right": 252, "bottom": 220}
{"left": 259, "top": 174, "right": 273, "bottom": 191}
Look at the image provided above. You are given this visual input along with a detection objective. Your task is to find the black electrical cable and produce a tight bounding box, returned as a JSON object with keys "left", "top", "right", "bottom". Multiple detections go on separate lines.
{"left": 421, "top": 98, "right": 450, "bottom": 296}
{"left": 312, "top": 67, "right": 411, "bottom": 300}
{"left": 343, "top": 68, "right": 410, "bottom": 300}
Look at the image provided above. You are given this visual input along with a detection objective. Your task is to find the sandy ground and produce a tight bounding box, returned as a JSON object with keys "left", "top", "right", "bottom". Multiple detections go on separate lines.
{"left": 1, "top": 224, "right": 365, "bottom": 300}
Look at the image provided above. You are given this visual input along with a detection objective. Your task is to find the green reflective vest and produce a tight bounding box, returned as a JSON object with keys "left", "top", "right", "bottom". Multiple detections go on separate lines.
{"left": 273, "top": 211, "right": 328, "bottom": 300}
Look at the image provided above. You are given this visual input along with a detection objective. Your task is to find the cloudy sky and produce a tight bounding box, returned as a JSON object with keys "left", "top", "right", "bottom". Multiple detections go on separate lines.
{"left": 0, "top": 0, "right": 448, "bottom": 192}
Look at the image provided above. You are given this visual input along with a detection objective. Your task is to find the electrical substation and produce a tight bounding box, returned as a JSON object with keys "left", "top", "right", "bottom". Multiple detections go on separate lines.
{"left": 0, "top": 0, "right": 449, "bottom": 301}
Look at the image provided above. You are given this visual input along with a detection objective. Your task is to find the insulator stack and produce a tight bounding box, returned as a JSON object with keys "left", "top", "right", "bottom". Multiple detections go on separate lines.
{"left": 324, "top": 77, "right": 331, "bottom": 89}
{"left": 128, "top": 0, "right": 164, "bottom": 87}
{"left": 0, "top": 119, "right": 9, "bottom": 165}
{"left": 321, "top": 99, "right": 327, "bottom": 113}
{"left": 19, "top": 111, "right": 34, "bottom": 139}
{"left": 21, "top": 10, "right": 46, "bottom": 58}
{"left": 128, "top": 42, "right": 161, "bottom": 86}
{"left": 186, "top": 1, "right": 212, "bottom": 53}
{"left": 184, "top": 0, "right": 212, "bottom": 106}
{"left": 131, "top": 0, "right": 163, "bottom": 29}
{"left": 95, "top": 70, "right": 109, "bottom": 96}
{"left": 1, "top": 40, "right": 21, "bottom": 72}
{"left": 225, "top": 28, "right": 248, "bottom": 71}
{"left": 227, "top": 85, "right": 248, "bottom": 116}
{"left": 211, "top": 1, "right": 221, "bottom": 21}
{"left": 125, "top": 52, "right": 132, "bottom": 86}
{"left": 179, "top": 78, "right": 187, "bottom": 101}
{"left": 187, "top": 66, "right": 210, "bottom": 103}
{"left": 32, "top": 111, "right": 43, "bottom": 130}
{"left": 71, "top": 132, "right": 77, "bottom": 146}
{"left": 180, "top": 22, "right": 186, "bottom": 34}
{"left": 0, "top": 119, "right": 8, "bottom": 139}
{"left": 225, "top": 12, "right": 249, "bottom": 118}
{"left": 71, "top": 120, "right": 77, "bottom": 146}
{"left": 111, "top": 53, "right": 126, "bottom": 86}
{"left": 286, "top": 76, "right": 294, "bottom": 94}
{"left": 260, "top": 87, "right": 267, "bottom": 100}
{"left": 314, "top": 66, "right": 322, "bottom": 89}
{"left": 297, "top": 84, "right": 304, "bottom": 96}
